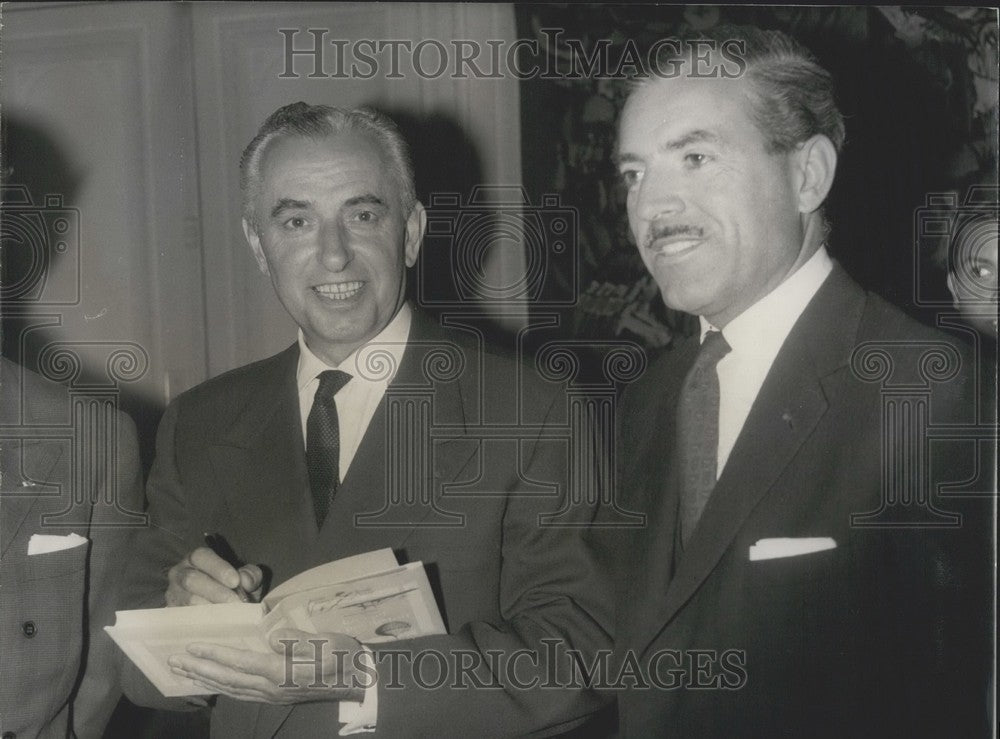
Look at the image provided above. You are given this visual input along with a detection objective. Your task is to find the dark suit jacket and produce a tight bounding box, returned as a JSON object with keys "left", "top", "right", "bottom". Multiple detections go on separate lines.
{"left": 120, "top": 310, "right": 612, "bottom": 738}
{"left": 1, "top": 357, "right": 143, "bottom": 738}
{"left": 610, "top": 267, "right": 993, "bottom": 737}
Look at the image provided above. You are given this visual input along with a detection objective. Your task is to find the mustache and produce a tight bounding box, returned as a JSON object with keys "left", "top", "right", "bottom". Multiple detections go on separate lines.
{"left": 643, "top": 224, "right": 705, "bottom": 250}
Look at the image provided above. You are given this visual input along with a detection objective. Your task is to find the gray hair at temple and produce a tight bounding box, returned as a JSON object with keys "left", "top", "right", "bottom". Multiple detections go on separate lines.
{"left": 636, "top": 25, "right": 846, "bottom": 155}
{"left": 239, "top": 103, "right": 417, "bottom": 231}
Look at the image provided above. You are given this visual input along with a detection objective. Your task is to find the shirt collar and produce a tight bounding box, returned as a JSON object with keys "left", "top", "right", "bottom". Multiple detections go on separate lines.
{"left": 699, "top": 245, "right": 834, "bottom": 352}
{"left": 296, "top": 302, "right": 413, "bottom": 391}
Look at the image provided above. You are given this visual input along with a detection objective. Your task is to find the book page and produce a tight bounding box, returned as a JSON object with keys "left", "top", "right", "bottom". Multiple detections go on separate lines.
{"left": 107, "top": 551, "right": 446, "bottom": 697}
{"left": 262, "top": 547, "right": 398, "bottom": 607}
{"left": 105, "top": 603, "right": 266, "bottom": 697}
{"left": 262, "top": 562, "right": 446, "bottom": 643}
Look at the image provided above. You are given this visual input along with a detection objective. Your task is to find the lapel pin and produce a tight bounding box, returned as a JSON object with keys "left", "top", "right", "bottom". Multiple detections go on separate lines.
{"left": 781, "top": 411, "right": 794, "bottom": 430}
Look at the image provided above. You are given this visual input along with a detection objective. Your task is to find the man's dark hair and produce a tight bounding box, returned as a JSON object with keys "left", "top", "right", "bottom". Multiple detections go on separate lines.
{"left": 239, "top": 103, "right": 416, "bottom": 231}
{"left": 638, "top": 25, "right": 846, "bottom": 154}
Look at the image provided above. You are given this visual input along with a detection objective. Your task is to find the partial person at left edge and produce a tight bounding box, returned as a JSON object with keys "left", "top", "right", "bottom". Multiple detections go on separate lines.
{"left": 0, "top": 356, "right": 144, "bottom": 738}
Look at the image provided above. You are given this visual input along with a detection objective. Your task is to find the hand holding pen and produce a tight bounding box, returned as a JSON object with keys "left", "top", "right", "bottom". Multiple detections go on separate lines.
{"left": 164, "top": 533, "right": 263, "bottom": 607}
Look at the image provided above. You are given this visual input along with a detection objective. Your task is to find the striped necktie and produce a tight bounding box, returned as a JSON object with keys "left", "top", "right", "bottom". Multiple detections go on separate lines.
{"left": 306, "top": 369, "right": 352, "bottom": 526}
{"left": 677, "top": 330, "right": 731, "bottom": 547}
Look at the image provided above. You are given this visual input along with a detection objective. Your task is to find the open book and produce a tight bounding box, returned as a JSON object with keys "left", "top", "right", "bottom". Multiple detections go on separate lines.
{"left": 106, "top": 548, "right": 445, "bottom": 697}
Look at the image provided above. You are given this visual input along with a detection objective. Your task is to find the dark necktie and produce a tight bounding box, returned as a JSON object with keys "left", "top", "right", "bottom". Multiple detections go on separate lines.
{"left": 677, "top": 330, "right": 731, "bottom": 547}
{"left": 306, "top": 369, "right": 352, "bottom": 526}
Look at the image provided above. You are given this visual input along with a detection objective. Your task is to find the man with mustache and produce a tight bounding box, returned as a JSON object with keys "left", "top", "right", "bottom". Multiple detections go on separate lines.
{"left": 610, "top": 26, "right": 992, "bottom": 736}
{"left": 119, "top": 103, "right": 611, "bottom": 737}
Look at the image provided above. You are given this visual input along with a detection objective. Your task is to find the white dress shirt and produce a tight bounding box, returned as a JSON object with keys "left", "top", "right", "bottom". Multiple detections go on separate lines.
{"left": 297, "top": 304, "right": 412, "bottom": 479}
{"left": 294, "top": 303, "right": 412, "bottom": 735}
{"left": 702, "top": 247, "right": 834, "bottom": 477}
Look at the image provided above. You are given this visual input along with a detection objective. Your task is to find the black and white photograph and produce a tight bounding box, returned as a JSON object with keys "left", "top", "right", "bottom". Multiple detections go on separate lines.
{"left": 1, "top": 4, "right": 996, "bottom": 738}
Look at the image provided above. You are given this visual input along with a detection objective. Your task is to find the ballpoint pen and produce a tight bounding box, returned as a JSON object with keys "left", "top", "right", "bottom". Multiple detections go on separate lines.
{"left": 203, "top": 532, "right": 250, "bottom": 602}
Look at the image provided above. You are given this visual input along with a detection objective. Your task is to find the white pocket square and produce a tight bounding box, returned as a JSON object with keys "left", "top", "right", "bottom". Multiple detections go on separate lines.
{"left": 27, "top": 533, "right": 88, "bottom": 555}
{"left": 748, "top": 537, "right": 836, "bottom": 561}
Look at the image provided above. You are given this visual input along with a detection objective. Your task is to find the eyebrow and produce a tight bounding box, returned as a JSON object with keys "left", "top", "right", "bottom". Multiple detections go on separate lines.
{"left": 345, "top": 194, "right": 387, "bottom": 208}
{"left": 616, "top": 129, "right": 724, "bottom": 166}
{"left": 664, "top": 129, "right": 723, "bottom": 150}
{"left": 614, "top": 151, "right": 640, "bottom": 168}
{"left": 270, "top": 198, "right": 310, "bottom": 218}
{"left": 268, "top": 193, "right": 387, "bottom": 219}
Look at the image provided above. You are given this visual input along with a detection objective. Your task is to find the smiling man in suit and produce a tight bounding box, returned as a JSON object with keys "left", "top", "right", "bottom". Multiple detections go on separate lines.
{"left": 119, "top": 103, "right": 610, "bottom": 737}
{"left": 610, "top": 27, "right": 992, "bottom": 737}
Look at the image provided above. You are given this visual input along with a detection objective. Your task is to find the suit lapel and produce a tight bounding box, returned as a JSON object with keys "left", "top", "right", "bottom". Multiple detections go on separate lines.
{"left": 209, "top": 346, "right": 318, "bottom": 580}
{"left": 1, "top": 439, "right": 64, "bottom": 559}
{"left": 623, "top": 340, "right": 696, "bottom": 648}
{"left": 650, "top": 343, "right": 829, "bottom": 644}
{"left": 316, "top": 311, "right": 477, "bottom": 561}
{"left": 1, "top": 360, "right": 67, "bottom": 559}
{"left": 206, "top": 347, "right": 311, "bottom": 739}
{"left": 637, "top": 266, "right": 866, "bottom": 655}
{"left": 253, "top": 314, "right": 479, "bottom": 739}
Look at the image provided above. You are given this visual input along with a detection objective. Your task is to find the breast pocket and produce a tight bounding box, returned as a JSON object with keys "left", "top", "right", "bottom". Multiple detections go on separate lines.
{"left": 743, "top": 544, "right": 847, "bottom": 641}
{"left": 20, "top": 539, "right": 89, "bottom": 582}
{"left": 7, "top": 543, "right": 89, "bottom": 710}
{"left": 748, "top": 545, "right": 839, "bottom": 587}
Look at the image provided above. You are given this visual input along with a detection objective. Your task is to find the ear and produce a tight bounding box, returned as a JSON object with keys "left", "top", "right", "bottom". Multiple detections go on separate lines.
{"left": 404, "top": 201, "right": 426, "bottom": 268}
{"left": 792, "top": 134, "right": 838, "bottom": 215}
{"left": 243, "top": 218, "right": 270, "bottom": 276}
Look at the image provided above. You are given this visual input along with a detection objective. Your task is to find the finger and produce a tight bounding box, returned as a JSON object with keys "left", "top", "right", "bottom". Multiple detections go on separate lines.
{"left": 168, "top": 564, "right": 245, "bottom": 605}
{"left": 169, "top": 652, "right": 271, "bottom": 692}
{"left": 180, "top": 644, "right": 304, "bottom": 696}
{"left": 238, "top": 564, "right": 264, "bottom": 595}
{"left": 165, "top": 561, "right": 214, "bottom": 607}
{"left": 179, "top": 669, "right": 248, "bottom": 695}
{"left": 266, "top": 630, "right": 365, "bottom": 689}
{"left": 189, "top": 546, "right": 243, "bottom": 590}
{"left": 192, "top": 679, "right": 275, "bottom": 704}
{"left": 176, "top": 668, "right": 262, "bottom": 700}
{"left": 187, "top": 642, "right": 276, "bottom": 677}
{"left": 268, "top": 629, "right": 359, "bottom": 655}
{"left": 191, "top": 679, "right": 221, "bottom": 695}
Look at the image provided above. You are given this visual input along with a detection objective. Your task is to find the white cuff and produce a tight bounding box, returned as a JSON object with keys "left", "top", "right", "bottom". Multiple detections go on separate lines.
{"left": 338, "top": 647, "right": 378, "bottom": 735}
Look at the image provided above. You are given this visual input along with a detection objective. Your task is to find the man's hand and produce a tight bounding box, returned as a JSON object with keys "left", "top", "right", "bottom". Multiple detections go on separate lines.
{"left": 167, "top": 630, "right": 369, "bottom": 704}
{"left": 165, "top": 547, "right": 264, "bottom": 606}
